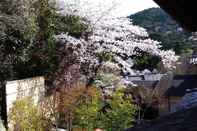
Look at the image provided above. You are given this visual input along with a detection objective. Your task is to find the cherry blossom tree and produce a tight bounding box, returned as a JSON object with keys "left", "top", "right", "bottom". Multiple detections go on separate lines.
{"left": 49, "top": 0, "right": 179, "bottom": 89}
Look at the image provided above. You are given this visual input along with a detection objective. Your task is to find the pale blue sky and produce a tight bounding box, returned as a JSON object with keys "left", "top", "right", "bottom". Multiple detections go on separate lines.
{"left": 59, "top": 0, "right": 159, "bottom": 17}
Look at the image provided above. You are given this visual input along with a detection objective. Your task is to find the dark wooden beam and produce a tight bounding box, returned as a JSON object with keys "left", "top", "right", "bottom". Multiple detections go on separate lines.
{"left": 0, "top": 81, "right": 7, "bottom": 128}
{"left": 153, "top": 0, "right": 197, "bottom": 32}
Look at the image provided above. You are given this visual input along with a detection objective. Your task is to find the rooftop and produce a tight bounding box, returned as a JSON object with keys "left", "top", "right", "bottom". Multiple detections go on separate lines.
{"left": 131, "top": 81, "right": 159, "bottom": 89}
{"left": 125, "top": 105, "right": 197, "bottom": 131}
{"left": 125, "top": 74, "right": 163, "bottom": 89}
{"left": 166, "top": 75, "right": 197, "bottom": 97}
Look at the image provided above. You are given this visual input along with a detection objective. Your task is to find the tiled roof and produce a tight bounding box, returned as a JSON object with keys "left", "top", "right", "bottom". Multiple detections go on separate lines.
{"left": 132, "top": 81, "right": 159, "bottom": 89}
{"left": 126, "top": 74, "right": 163, "bottom": 81}
{"left": 125, "top": 74, "right": 163, "bottom": 89}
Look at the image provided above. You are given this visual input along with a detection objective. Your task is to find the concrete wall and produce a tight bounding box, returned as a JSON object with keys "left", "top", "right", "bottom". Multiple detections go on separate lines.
{"left": 6, "top": 76, "right": 45, "bottom": 114}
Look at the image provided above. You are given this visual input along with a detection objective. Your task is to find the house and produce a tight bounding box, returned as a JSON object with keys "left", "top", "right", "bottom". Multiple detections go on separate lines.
{"left": 189, "top": 55, "right": 197, "bottom": 65}
{"left": 126, "top": 0, "right": 197, "bottom": 130}
{"left": 125, "top": 74, "right": 164, "bottom": 119}
{"left": 125, "top": 74, "right": 163, "bottom": 88}
{"left": 126, "top": 74, "right": 197, "bottom": 118}
{"left": 120, "top": 74, "right": 163, "bottom": 106}
{"left": 174, "top": 55, "right": 197, "bottom": 75}
{"left": 126, "top": 74, "right": 197, "bottom": 130}
{"left": 160, "top": 75, "right": 197, "bottom": 115}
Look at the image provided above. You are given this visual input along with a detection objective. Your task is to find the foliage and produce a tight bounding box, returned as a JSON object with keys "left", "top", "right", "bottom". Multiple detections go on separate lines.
{"left": 126, "top": 84, "right": 165, "bottom": 120}
{"left": 9, "top": 97, "right": 45, "bottom": 131}
{"left": 102, "top": 89, "right": 137, "bottom": 130}
{"left": 130, "top": 7, "right": 195, "bottom": 55}
{"left": 50, "top": 84, "right": 101, "bottom": 129}
{"left": 42, "top": 81, "right": 136, "bottom": 131}
{"left": 132, "top": 51, "right": 161, "bottom": 71}
{"left": 93, "top": 72, "right": 123, "bottom": 96}
{"left": 0, "top": 0, "right": 89, "bottom": 81}
{"left": 95, "top": 73, "right": 120, "bottom": 87}
{"left": 53, "top": 15, "right": 89, "bottom": 38}
{"left": 75, "top": 89, "right": 137, "bottom": 131}
{"left": 73, "top": 86, "right": 102, "bottom": 130}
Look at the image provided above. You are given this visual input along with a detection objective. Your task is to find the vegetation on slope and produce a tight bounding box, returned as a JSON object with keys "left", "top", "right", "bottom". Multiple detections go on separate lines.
{"left": 129, "top": 8, "right": 195, "bottom": 55}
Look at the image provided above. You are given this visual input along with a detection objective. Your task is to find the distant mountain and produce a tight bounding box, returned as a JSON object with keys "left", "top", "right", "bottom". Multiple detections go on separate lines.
{"left": 129, "top": 8, "right": 194, "bottom": 55}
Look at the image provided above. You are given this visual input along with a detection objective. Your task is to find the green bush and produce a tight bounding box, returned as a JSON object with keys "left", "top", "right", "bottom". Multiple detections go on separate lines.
{"left": 0, "top": 0, "right": 89, "bottom": 81}
{"left": 74, "top": 89, "right": 137, "bottom": 131}
{"left": 132, "top": 51, "right": 161, "bottom": 71}
{"left": 9, "top": 97, "right": 45, "bottom": 131}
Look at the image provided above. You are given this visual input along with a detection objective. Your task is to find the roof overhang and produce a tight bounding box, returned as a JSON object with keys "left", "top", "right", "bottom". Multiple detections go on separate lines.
{"left": 153, "top": 0, "right": 197, "bottom": 32}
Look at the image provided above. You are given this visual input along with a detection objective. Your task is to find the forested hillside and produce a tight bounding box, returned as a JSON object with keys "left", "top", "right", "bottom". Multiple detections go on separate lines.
{"left": 130, "top": 8, "right": 195, "bottom": 55}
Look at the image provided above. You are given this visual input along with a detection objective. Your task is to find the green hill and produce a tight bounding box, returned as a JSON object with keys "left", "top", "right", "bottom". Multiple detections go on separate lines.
{"left": 129, "top": 8, "right": 194, "bottom": 55}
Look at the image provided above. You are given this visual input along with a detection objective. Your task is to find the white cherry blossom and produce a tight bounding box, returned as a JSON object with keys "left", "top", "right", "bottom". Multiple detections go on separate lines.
{"left": 53, "top": 0, "right": 179, "bottom": 88}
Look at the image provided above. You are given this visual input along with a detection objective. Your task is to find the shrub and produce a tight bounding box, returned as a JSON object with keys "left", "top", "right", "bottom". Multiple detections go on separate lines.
{"left": 75, "top": 89, "right": 137, "bottom": 131}
{"left": 9, "top": 97, "right": 45, "bottom": 131}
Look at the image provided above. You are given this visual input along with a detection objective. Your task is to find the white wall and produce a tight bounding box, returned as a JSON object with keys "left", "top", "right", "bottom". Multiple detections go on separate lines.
{"left": 6, "top": 76, "right": 45, "bottom": 113}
